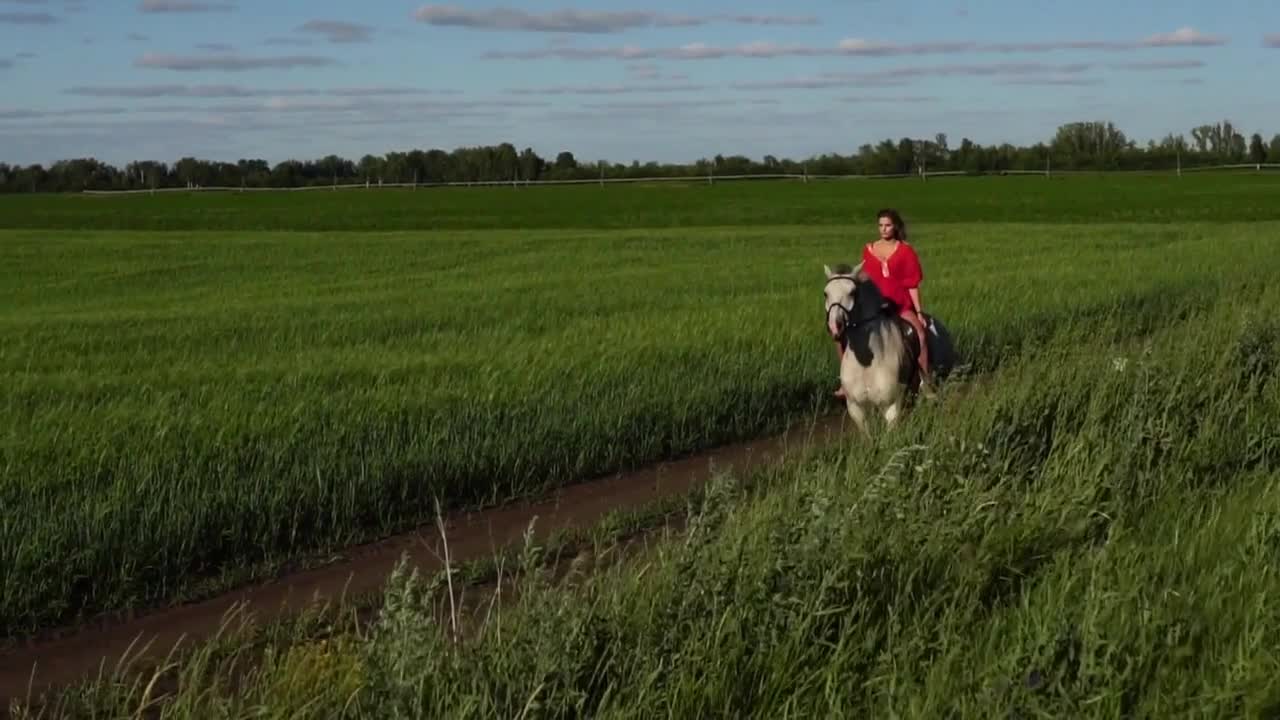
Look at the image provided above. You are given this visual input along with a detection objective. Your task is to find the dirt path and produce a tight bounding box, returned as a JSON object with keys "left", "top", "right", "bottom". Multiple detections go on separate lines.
{"left": 0, "top": 411, "right": 851, "bottom": 704}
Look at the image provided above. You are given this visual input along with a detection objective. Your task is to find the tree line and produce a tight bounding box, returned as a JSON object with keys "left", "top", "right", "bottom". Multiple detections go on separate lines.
{"left": 2, "top": 119, "right": 1278, "bottom": 194}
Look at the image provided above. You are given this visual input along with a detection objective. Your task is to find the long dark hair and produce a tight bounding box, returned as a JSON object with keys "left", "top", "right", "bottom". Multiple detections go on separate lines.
{"left": 877, "top": 208, "right": 907, "bottom": 242}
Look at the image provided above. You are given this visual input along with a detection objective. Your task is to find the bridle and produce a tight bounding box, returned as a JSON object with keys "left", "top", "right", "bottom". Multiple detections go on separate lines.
{"left": 826, "top": 273, "right": 899, "bottom": 333}
{"left": 824, "top": 274, "right": 858, "bottom": 335}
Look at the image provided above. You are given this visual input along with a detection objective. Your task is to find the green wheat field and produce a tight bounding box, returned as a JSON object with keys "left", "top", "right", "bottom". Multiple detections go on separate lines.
{"left": 3, "top": 174, "right": 1279, "bottom": 717}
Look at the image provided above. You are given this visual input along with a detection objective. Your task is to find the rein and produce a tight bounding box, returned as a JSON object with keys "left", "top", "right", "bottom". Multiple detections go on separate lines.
{"left": 824, "top": 274, "right": 884, "bottom": 332}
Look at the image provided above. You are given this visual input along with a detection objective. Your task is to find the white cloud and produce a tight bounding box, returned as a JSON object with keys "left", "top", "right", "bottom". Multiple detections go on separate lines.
{"left": 134, "top": 52, "right": 338, "bottom": 71}
{"left": 730, "top": 75, "right": 898, "bottom": 91}
{"left": 1, "top": 97, "right": 549, "bottom": 139}
{"left": 1139, "top": 27, "right": 1224, "bottom": 47}
{"left": 481, "top": 27, "right": 1227, "bottom": 62}
{"left": 722, "top": 14, "right": 818, "bottom": 26}
{"left": 725, "top": 58, "right": 1202, "bottom": 94}
{"left": 999, "top": 77, "right": 1104, "bottom": 86}
{"left": 138, "top": 0, "right": 236, "bottom": 12}
{"left": 622, "top": 63, "right": 688, "bottom": 81}
{"left": 1110, "top": 59, "right": 1205, "bottom": 70}
{"left": 835, "top": 38, "right": 976, "bottom": 56}
{"left": 506, "top": 82, "right": 708, "bottom": 95}
{"left": 63, "top": 84, "right": 459, "bottom": 98}
{"left": 731, "top": 62, "right": 1057, "bottom": 89}
{"left": 298, "top": 20, "right": 374, "bottom": 44}
{"left": 578, "top": 100, "right": 706, "bottom": 111}
{"left": 326, "top": 86, "right": 463, "bottom": 97}
{"left": 413, "top": 5, "right": 817, "bottom": 33}
{"left": 625, "top": 63, "right": 660, "bottom": 79}
{"left": 713, "top": 56, "right": 1204, "bottom": 92}
{"left": 264, "top": 36, "right": 313, "bottom": 47}
{"left": 839, "top": 95, "right": 938, "bottom": 103}
{"left": 0, "top": 10, "right": 56, "bottom": 23}
{"left": 0, "top": 106, "right": 130, "bottom": 119}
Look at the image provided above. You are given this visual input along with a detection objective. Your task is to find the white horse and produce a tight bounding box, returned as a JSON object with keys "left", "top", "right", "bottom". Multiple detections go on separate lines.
{"left": 823, "top": 263, "right": 956, "bottom": 437}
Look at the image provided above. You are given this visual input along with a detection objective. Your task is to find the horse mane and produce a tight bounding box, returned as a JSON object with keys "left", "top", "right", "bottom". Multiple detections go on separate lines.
{"left": 852, "top": 279, "right": 889, "bottom": 321}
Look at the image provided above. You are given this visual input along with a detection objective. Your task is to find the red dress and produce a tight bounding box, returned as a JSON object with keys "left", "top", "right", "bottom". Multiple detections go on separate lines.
{"left": 861, "top": 241, "right": 923, "bottom": 315}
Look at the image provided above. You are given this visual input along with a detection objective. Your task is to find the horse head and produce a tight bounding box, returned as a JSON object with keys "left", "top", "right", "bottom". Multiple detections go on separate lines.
{"left": 823, "top": 262, "right": 874, "bottom": 339}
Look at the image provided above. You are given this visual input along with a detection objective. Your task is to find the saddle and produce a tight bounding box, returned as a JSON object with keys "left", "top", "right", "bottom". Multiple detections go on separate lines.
{"left": 896, "top": 314, "right": 924, "bottom": 360}
{"left": 859, "top": 284, "right": 927, "bottom": 356}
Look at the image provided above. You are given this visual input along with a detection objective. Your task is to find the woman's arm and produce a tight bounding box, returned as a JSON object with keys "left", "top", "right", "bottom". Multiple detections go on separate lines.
{"left": 897, "top": 245, "right": 924, "bottom": 313}
{"left": 908, "top": 287, "right": 923, "bottom": 314}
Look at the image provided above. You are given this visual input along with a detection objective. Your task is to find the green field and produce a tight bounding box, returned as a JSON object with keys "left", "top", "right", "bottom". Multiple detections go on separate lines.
{"left": 4, "top": 173, "right": 1280, "bottom": 232}
{"left": 2, "top": 176, "right": 1278, "bottom": 669}
{"left": 30, "top": 232, "right": 1280, "bottom": 717}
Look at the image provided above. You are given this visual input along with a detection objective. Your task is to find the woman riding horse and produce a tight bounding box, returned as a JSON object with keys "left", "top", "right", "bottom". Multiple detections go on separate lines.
{"left": 833, "top": 208, "right": 934, "bottom": 398}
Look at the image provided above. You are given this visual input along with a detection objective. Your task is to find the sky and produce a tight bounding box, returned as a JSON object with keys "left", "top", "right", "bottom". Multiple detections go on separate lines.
{"left": 1, "top": 0, "right": 1278, "bottom": 166}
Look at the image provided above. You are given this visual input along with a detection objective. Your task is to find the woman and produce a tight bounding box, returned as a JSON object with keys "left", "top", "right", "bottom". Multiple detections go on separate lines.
{"left": 834, "top": 208, "right": 933, "bottom": 398}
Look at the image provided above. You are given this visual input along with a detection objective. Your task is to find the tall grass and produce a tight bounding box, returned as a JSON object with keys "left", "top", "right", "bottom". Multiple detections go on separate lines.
{"left": 3, "top": 174, "right": 1280, "bottom": 231}
{"left": 0, "top": 220, "right": 1271, "bottom": 637}
{"left": 26, "top": 276, "right": 1279, "bottom": 718}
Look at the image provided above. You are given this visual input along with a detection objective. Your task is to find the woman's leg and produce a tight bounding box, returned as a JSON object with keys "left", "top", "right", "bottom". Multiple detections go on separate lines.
{"left": 900, "top": 308, "right": 931, "bottom": 379}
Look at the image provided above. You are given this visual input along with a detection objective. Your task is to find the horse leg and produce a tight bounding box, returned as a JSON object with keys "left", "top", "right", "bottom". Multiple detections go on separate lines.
{"left": 833, "top": 339, "right": 846, "bottom": 399}
{"left": 845, "top": 400, "right": 871, "bottom": 439}
{"left": 883, "top": 400, "right": 902, "bottom": 429}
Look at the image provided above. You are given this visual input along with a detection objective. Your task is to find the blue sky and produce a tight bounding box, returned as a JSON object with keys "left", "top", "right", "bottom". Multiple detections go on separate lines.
{"left": 1, "top": 0, "right": 1278, "bottom": 166}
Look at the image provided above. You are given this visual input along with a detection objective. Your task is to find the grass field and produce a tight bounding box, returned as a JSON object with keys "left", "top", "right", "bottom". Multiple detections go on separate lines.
{"left": 30, "top": 264, "right": 1280, "bottom": 718}
{"left": 4, "top": 173, "right": 1280, "bottom": 231}
{"left": 2, "top": 175, "right": 1278, "bottom": 654}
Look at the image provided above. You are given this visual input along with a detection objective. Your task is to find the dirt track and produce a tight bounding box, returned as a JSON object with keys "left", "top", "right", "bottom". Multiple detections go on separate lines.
{"left": 0, "top": 412, "right": 851, "bottom": 704}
